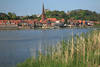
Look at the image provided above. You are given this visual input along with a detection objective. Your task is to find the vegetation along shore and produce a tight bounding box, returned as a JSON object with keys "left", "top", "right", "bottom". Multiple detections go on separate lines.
{"left": 17, "top": 30, "right": 100, "bottom": 67}
{"left": 0, "top": 9, "right": 100, "bottom": 29}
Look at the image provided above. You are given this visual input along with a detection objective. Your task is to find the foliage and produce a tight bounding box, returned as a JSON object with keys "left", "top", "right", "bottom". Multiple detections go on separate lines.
{"left": 0, "top": 12, "right": 39, "bottom": 20}
{"left": 46, "top": 10, "right": 67, "bottom": 19}
{"left": 8, "top": 12, "right": 17, "bottom": 20}
{"left": 45, "top": 10, "right": 68, "bottom": 23}
{"left": 67, "top": 9, "right": 100, "bottom": 21}
{"left": 0, "top": 13, "right": 9, "bottom": 20}
{"left": 20, "top": 15, "right": 38, "bottom": 20}
{"left": 0, "top": 9, "right": 100, "bottom": 23}
{"left": 17, "top": 30, "right": 100, "bottom": 67}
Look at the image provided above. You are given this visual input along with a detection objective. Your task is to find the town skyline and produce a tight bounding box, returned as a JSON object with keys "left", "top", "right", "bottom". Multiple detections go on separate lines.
{"left": 0, "top": 0, "right": 100, "bottom": 16}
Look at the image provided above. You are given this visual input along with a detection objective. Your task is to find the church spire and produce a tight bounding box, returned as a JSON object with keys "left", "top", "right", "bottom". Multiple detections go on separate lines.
{"left": 41, "top": 3, "right": 46, "bottom": 22}
{"left": 42, "top": 3, "right": 45, "bottom": 15}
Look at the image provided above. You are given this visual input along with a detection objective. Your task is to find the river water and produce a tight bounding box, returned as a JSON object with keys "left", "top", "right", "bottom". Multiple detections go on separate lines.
{"left": 0, "top": 27, "right": 98, "bottom": 67}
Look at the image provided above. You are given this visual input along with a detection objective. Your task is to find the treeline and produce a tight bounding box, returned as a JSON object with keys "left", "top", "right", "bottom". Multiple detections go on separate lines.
{"left": 0, "top": 9, "right": 100, "bottom": 22}
{"left": 45, "top": 9, "right": 100, "bottom": 22}
{"left": 0, "top": 12, "right": 38, "bottom": 20}
{"left": 67, "top": 9, "right": 100, "bottom": 21}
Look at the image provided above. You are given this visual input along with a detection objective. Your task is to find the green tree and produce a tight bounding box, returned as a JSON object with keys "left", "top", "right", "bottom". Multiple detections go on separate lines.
{"left": 67, "top": 9, "right": 100, "bottom": 21}
{"left": 8, "top": 12, "right": 17, "bottom": 20}
{"left": 0, "top": 13, "right": 9, "bottom": 20}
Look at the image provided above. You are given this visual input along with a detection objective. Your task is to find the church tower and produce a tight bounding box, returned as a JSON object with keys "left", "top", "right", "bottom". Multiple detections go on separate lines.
{"left": 41, "top": 3, "right": 46, "bottom": 22}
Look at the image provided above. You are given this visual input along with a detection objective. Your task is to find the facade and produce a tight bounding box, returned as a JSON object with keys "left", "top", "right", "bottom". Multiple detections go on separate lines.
{"left": 0, "top": 3, "right": 65, "bottom": 29}
{"left": 67, "top": 19, "right": 96, "bottom": 26}
{"left": 40, "top": 3, "right": 65, "bottom": 27}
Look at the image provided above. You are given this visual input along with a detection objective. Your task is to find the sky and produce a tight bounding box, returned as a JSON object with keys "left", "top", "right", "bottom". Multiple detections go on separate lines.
{"left": 0, "top": 0, "right": 100, "bottom": 16}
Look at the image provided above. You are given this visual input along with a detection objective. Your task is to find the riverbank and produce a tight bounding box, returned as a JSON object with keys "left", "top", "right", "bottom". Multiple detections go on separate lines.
{"left": 0, "top": 25, "right": 96, "bottom": 30}
{"left": 17, "top": 30, "right": 100, "bottom": 67}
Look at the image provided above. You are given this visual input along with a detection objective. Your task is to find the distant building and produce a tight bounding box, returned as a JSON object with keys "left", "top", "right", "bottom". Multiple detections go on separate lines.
{"left": 67, "top": 19, "right": 95, "bottom": 26}
{"left": 41, "top": 3, "right": 46, "bottom": 23}
{"left": 36, "top": 14, "right": 41, "bottom": 17}
{"left": 40, "top": 3, "right": 65, "bottom": 24}
{"left": 0, "top": 3, "right": 65, "bottom": 29}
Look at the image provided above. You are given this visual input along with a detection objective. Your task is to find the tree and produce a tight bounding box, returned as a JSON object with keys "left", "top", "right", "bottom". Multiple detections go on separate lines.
{"left": 45, "top": 10, "right": 67, "bottom": 20}
{"left": 67, "top": 9, "right": 100, "bottom": 21}
{"left": 8, "top": 12, "right": 17, "bottom": 20}
{"left": 0, "top": 13, "right": 9, "bottom": 20}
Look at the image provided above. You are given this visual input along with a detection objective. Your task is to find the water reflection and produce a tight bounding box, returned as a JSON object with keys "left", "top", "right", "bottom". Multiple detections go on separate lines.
{"left": 0, "top": 27, "right": 98, "bottom": 67}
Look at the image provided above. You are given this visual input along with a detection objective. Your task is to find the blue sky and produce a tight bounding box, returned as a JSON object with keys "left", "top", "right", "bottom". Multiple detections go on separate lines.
{"left": 0, "top": 0, "right": 100, "bottom": 16}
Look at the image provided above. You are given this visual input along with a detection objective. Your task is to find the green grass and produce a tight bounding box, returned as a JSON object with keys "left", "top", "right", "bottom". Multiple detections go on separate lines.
{"left": 17, "top": 30, "right": 100, "bottom": 67}
{"left": 94, "top": 23, "right": 100, "bottom": 27}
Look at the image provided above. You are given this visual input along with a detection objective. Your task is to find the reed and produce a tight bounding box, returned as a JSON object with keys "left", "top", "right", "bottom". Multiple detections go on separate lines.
{"left": 17, "top": 30, "right": 100, "bottom": 67}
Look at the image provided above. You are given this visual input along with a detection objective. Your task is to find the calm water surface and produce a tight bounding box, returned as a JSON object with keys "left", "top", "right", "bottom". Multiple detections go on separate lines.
{"left": 0, "top": 27, "right": 98, "bottom": 67}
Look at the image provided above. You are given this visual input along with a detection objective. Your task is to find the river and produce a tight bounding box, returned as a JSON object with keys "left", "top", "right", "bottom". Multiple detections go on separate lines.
{"left": 0, "top": 27, "right": 99, "bottom": 67}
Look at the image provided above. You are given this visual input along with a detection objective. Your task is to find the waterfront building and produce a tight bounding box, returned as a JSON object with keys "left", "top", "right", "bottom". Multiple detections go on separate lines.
{"left": 0, "top": 3, "right": 65, "bottom": 29}
{"left": 67, "top": 19, "right": 95, "bottom": 26}
{"left": 40, "top": 3, "right": 65, "bottom": 26}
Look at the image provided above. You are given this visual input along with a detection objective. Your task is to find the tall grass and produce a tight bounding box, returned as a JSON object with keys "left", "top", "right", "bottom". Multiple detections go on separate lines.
{"left": 17, "top": 30, "right": 100, "bottom": 67}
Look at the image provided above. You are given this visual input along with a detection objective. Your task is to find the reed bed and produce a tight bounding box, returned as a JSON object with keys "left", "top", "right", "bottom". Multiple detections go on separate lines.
{"left": 17, "top": 30, "right": 100, "bottom": 67}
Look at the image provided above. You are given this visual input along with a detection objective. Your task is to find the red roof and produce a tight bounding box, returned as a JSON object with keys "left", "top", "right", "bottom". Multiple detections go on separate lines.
{"left": 40, "top": 20, "right": 48, "bottom": 24}
{"left": 61, "top": 19, "right": 65, "bottom": 22}
{"left": 47, "top": 18, "right": 57, "bottom": 22}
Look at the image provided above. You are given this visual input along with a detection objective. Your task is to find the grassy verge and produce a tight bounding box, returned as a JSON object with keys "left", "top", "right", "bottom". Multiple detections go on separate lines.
{"left": 94, "top": 24, "right": 100, "bottom": 27}
{"left": 17, "top": 30, "right": 100, "bottom": 67}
